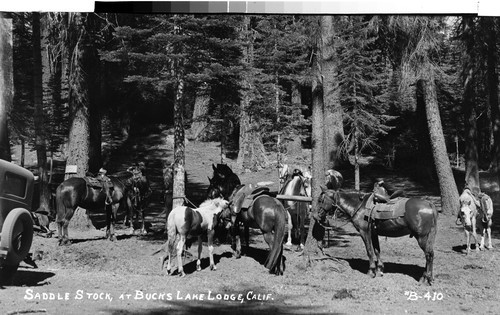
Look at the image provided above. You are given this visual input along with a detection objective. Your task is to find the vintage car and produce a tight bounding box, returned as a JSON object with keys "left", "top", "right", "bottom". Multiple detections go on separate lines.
{"left": 0, "top": 159, "right": 34, "bottom": 284}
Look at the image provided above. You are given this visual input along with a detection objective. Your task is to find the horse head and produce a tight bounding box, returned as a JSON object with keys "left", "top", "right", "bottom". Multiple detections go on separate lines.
{"left": 278, "top": 164, "right": 290, "bottom": 185}
{"left": 207, "top": 176, "right": 224, "bottom": 199}
{"left": 316, "top": 186, "right": 337, "bottom": 222}
{"left": 101, "top": 179, "right": 115, "bottom": 206}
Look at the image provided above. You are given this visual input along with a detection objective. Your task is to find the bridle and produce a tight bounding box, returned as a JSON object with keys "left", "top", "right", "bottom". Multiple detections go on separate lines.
{"left": 318, "top": 190, "right": 365, "bottom": 220}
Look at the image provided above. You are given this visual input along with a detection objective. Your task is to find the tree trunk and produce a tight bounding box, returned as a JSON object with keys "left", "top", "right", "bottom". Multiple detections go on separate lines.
{"left": 421, "top": 67, "right": 459, "bottom": 215}
{"left": 321, "top": 16, "right": 345, "bottom": 169}
{"left": 237, "top": 16, "right": 268, "bottom": 172}
{"left": 462, "top": 67, "right": 480, "bottom": 191}
{"left": 188, "top": 82, "right": 210, "bottom": 141}
{"left": 65, "top": 13, "right": 92, "bottom": 179}
{"left": 33, "top": 12, "right": 51, "bottom": 212}
{"left": 172, "top": 74, "right": 186, "bottom": 210}
{"left": 484, "top": 18, "right": 500, "bottom": 186}
{"left": 304, "top": 22, "right": 326, "bottom": 263}
{"left": 65, "top": 13, "right": 94, "bottom": 230}
{"left": 460, "top": 16, "right": 480, "bottom": 192}
{"left": 285, "top": 84, "right": 303, "bottom": 157}
{"left": 416, "top": 80, "right": 434, "bottom": 181}
{"left": 0, "top": 14, "right": 12, "bottom": 161}
{"left": 354, "top": 128, "right": 360, "bottom": 190}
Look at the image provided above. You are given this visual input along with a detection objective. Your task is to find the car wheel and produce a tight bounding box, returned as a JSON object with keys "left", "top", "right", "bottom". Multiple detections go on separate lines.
{"left": 1, "top": 208, "right": 34, "bottom": 265}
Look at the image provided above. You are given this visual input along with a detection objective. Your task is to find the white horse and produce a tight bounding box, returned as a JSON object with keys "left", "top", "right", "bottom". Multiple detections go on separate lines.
{"left": 162, "top": 197, "right": 229, "bottom": 277}
{"left": 458, "top": 188, "right": 493, "bottom": 254}
{"left": 279, "top": 164, "right": 312, "bottom": 249}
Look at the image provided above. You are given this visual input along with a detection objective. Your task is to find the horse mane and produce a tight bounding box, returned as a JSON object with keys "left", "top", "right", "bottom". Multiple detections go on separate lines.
{"left": 198, "top": 197, "right": 227, "bottom": 213}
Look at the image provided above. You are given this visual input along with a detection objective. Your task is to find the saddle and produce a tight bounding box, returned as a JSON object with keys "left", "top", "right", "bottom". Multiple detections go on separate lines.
{"left": 365, "top": 193, "right": 407, "bottom": 221}
{"left": 241, "top": 187, "right": 271, "bottom": 210}
{"left": 84, "top": 176, "right": 111, "bottom": 189}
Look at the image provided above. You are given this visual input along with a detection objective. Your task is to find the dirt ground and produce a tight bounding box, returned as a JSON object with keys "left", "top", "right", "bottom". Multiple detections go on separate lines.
{"left": 2, "top": 127, "right": 500, "bottom": 315}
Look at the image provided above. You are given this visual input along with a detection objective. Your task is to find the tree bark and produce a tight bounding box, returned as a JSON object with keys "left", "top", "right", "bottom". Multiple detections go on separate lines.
{"left": 462, "top": 67, "right": 480, "bottom": 191}
{"left": 188, "top": 82, "right": 211, "bottom": 141}
{"left": 64, "top": 13, "right": 94, "bottom": 230}
{"left": 285, "top": 83, "right": 302, "bottom": 157}
{"left": 65, "top": 13, "right": 92, "bottom": 179}
{"left": 237, "top": 16, "right": 268, "bottom": 172}
{"left": 172, "top": 74, "right": 186, "bottom": 210}
{"left": 304, "top": 21, "right": 326, "bottom": 263}
{"left": 321, "top": 16, "right": 345, "bottom": 169}
{"left": 421, "top": 66, "right": 460, "bottom": 215}
{"left": 33, "top": 12, "right": 51, "bottom": 212}
{"left": 0, "top": 14, "right": 12, "bottom": 161}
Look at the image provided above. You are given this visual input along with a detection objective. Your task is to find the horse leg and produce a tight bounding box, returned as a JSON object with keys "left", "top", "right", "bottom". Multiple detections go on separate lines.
{"left": 359, "top": 228, "right": 377, "bottom": 278}
{"left": 486, "top": 223, "right": 493, "bottom": 249}
{"left": 298, "top": 207, "right": 306, "bottom": 250}
{"left": 58, "top": 207, "right": 75, "bottom": 246}
{"left": 207, "top": 229, "right": 216, "bottom": 271}
{"left": 371, "top": 231, "right": 384, "bottom": 276}
{"left": 106, "top": 204, "right": 118, "bottom": 242}
{"left": 126, "top": 195, "right": 135, "bottom": 235}
{"left": 196, "top": 236, "right": 203, "bottom": 271}
{"left": 464, "top": 229, "right": 471, "bottom": 254}
{"left": 244, "top": 224, "right": 250, "bottom": 255}
{"left": 177, "top": 235, "right": 186, "bottom": 277}
{"left": 231, "top": 220, "right": 241, "bottom": 259}
{"left": 285, "top": 210, "right": 292, "bottom": 248}
{"left": 417, "top": 228, "right": 436, "bottom": 285}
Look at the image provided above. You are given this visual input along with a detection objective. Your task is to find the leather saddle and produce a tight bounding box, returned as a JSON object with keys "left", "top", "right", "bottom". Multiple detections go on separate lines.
{"left": 365, "top": 193, "right": 408, "bottom": 221}
{"left": 241, "top": 187, "right": 271, "bottom": 210}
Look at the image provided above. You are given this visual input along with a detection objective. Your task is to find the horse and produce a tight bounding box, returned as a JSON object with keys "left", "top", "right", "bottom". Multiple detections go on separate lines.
{"left": 55, "top": 171, "right": 135, "bottom": 245}
{"left": 458, "top": 188, "right": 494, "bottom": 253}
{"left": 224, "top": 184, "right": 287, "bottom": 275}
{"left": 317, "top": 186, "right": 438, "bottom": 285}
{"left": 161, "top": 197, "right": 229, "bottom": 277}
{"left": 479, "top": 193, "right": 494, "bottom": 250}
{"left": 279, "top": 168, "right": 311, "bottom": 250}
{"left": 126, "top": 165, "right": 152, "bottom": 234}
{"left": 207, "top": 164, "right": 241, "bottom": 200}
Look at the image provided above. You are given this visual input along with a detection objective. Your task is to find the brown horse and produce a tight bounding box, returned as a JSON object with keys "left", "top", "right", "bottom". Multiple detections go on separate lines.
{"left": 55, "top": 172, "right": 135, "bottom": 245}
{"left": 317, "top": 186, "right": 438, "bottom": 285}
{"left": 126, "top": 166, "right": 152, "bottom": 234}
{"left": 225, "top": 184, "right": 287, "bottom": 275}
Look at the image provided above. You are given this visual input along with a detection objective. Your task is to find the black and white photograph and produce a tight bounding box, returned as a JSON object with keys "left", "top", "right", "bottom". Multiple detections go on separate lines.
{"left": 0, "top": 0, "right": 500, "bottom": 314}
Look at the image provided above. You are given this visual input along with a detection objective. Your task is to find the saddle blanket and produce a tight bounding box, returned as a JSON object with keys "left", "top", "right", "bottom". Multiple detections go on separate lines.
{"left": 368, "top": 197, "right": 408, "bottom": 220}
{"left": 241, "top": 187, "right": 271, "bottom": 210}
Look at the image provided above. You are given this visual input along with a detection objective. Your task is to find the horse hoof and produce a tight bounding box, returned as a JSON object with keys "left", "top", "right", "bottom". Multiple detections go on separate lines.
{"left": 210, "top": 265, "right": 217, "bottom": 271}
{"left": 367, "top": 270, "right": 376, "bottom": 278}
{"left": 197, "top": 266, "right": 202, "bottom": 272}
{"left": 179, "top": 271, "right": 186, "bottom": 278}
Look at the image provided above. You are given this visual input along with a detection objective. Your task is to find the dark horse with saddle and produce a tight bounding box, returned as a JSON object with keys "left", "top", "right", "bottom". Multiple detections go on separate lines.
{"left": 206, "top": 164, "right": 286, "bottom": 275}
{"left": 317, "top": 176, "right": 438, "bottom": 285}
{"left": 55, "top": 164, "right": 151, "bottom": 245}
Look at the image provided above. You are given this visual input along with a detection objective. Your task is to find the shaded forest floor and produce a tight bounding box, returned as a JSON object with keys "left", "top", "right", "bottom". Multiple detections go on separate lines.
{"left": 2, "top": 123, "right": 500, "bottom": 314}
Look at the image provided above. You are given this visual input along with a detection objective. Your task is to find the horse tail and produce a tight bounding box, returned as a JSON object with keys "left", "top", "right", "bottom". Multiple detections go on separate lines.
{"left": 166, "top": 209, "right": 178, "bottom": 256}
{"left": 265, "top": 202, "right": 287, "bottom": 275}
{"left": 55, "top": 184, "right": 71, "bottom": 224}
